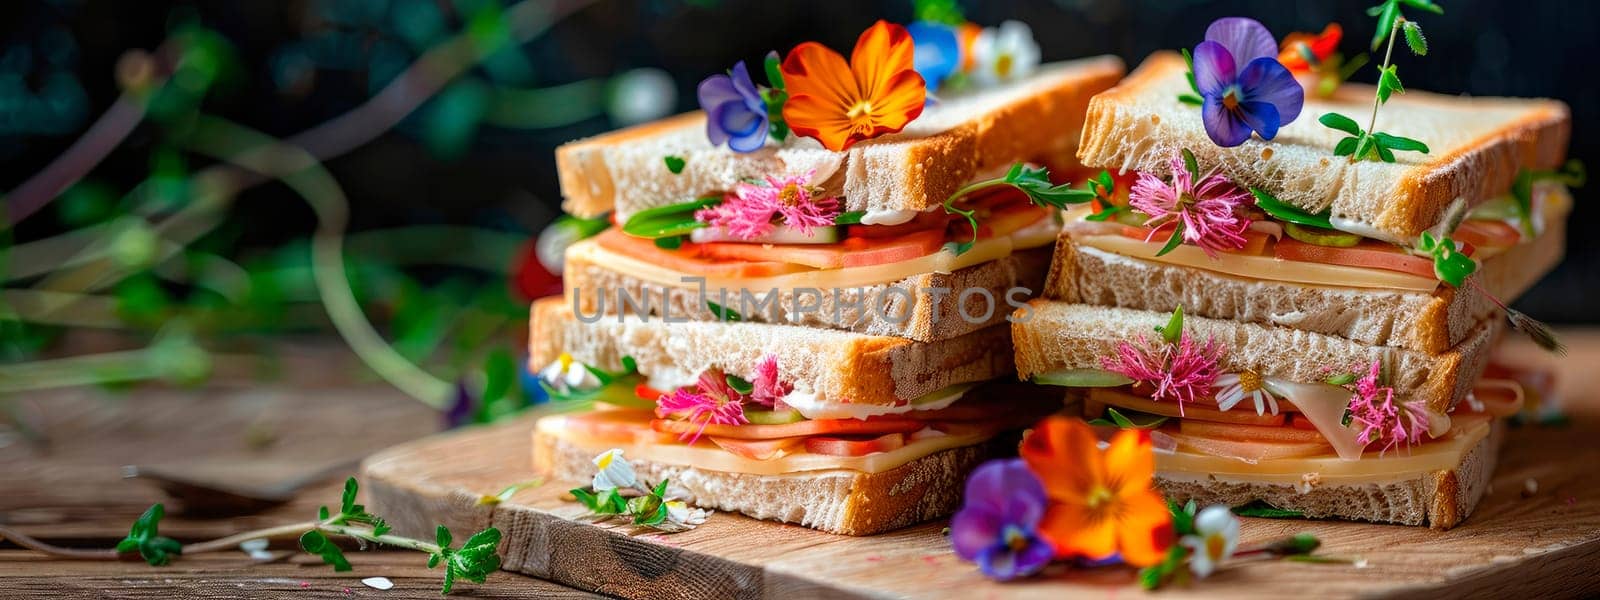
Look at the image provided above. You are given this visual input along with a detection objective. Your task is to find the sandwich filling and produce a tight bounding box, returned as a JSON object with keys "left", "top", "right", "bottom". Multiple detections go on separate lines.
{"left": 537, "top": 354, "right": 1056, "bottom": 475}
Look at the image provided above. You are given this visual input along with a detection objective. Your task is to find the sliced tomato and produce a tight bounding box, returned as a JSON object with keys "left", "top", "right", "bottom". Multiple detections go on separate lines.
{"left": 838, "top": 229, "right": 947, "bottom": 267}
{"left": 596, "top": 229, "right": 807, "bottom": 277}
{"left": 846, "top": 211, "right": 951, "bottom": 239}
{"left": 977, "top": 204, "right": 1051, "bottom": 240}
{"left": 708, "top": 436, "right": 805, "bottom": 460}
{"left": 1116, "top": 225, "right": 1269, "bottom": 255}
{"left": 698, "top": 229, "right": 945, "bottom": 269}
{"left": 1453, "top": 219, "right": 1521, "bottom": 249}
{"left": 1274, "top": 238, "right": 1440, "bottom": 278}
{"left": 1088, "top": 389, "right": 1287, "bottom": 426}
{"left": 804, "top": 433, "right": 906, "bottom": 457}
{"left": 1166, "top": 431, "right": 1333, "bottom": 461}
{"left": 650, "top": 417, "right": 924, "bottom": 440}
{"left": 559, "top": 410, "right": 654, "bottom": 443}
{"left": 1288, "top": 415, "right": 1319, "bottom": 431}
{"left": 1179, "top": 419, "right": 1327, "bottom": 444}
{"left": 1224, "top": 230, "right": 1272, "bottom": 256}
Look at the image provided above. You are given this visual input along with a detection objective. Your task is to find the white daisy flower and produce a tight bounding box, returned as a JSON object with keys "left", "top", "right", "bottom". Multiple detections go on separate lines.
{"left": 665, "top": 499, "right": 710, "bottom": 527}
{"left": 591, "top": 449, "right": 638, "bottom": 492}
{"left": 540, "top": 352, "right": 600, "bottom": 393}
{"left": 1213, "top": 369, "right": 1281, "bottom": 415}
{"left": 1180, "top": 505, "right": 1240, "bottom": 578}
{"left": 971, "top": 21, "right": 1041, "bottom": 86}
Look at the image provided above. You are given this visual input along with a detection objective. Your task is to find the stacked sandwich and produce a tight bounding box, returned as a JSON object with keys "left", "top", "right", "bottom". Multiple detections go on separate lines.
{"left": 529, "top": 20, "right": 1124, "bottom": 534}
{"left": 1012, "top": 34, "right": 1573, "bottom": 528}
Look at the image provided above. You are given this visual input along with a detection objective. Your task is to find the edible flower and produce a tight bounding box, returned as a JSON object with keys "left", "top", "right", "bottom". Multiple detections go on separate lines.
{"left": 1128, "top": 151, "right": 1254, "bottom": 257}
{"left": 908, "top": 21, "right": 962, "bottom": 92}
{"left": 781, "top": 20, "right": 926, "bottom": 151}
{"left": 970, "top": 20, "right": 1040, "bottom": 86}
{"left": 1347, "top": 359, "right": 1430, "bottom": 454}
{"left": 655, "top": 368, "right": 749, "bottom": 443}
{"left": 1277, "top": 23, "right": 1343, "bottom": 73}
{"left": 1179, "top": 505, "right": 1239, "bottom": 578}
{"left": 694, "top": 170, "right": 839, "bottom": 240}
{"left": 1190, "top": 17, "right": 1304, "bottom": 147}
{"left": 1213, "top": 369, "right": 1281, "bottom": 415}
{"left": 665, "top": 499, "right": 710, "bottom": 528}
{"left": 1102, "top": 334, "right": 1225, "bottom": 413}
{"left": 698, "top": 61, "right": 770, "bottom": 153}
{"left": 1021, "top": 416, "right": 1173, "bottom": 567}
{"left": 590, "top": 449, "right": 638, "bottom": 492}
{"left": 749, "top": 354, "right": 792, "bottom": 408}
{"left": 539, "top": 352, "right": 600, "bottom": 392}
{"left": 950, "top": 459, "right": 1053, "bottom": 580}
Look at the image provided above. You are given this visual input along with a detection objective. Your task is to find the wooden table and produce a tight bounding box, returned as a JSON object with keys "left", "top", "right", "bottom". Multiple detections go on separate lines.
{"left": 0, "top": 343, "right": 603, "bottom": 598}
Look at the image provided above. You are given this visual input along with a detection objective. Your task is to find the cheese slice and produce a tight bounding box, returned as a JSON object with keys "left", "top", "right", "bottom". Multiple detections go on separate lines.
{"left": 1074, "top": 235, "right": 1441, "bottom": 292}
{"left": 566, "top": 214, "right": 1058, "bottom": 292}
{"left": 536, "top": 413, "right": 990, "bottom": 475}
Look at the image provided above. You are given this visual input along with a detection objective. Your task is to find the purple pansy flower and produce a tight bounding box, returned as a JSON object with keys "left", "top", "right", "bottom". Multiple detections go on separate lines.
{"left": 698, "top": 61, "right": 768, "bottom": 153}
{"left": 950, "top": 459, "right": 1053, "bottom": 581}
{"left": 1192, "top": 18, "right": 1304, "bottom": 147}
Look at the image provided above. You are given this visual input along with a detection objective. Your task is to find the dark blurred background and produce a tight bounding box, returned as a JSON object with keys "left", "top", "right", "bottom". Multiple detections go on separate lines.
{"left": 3, "top": 0, "right": 1596, "bottom": 321}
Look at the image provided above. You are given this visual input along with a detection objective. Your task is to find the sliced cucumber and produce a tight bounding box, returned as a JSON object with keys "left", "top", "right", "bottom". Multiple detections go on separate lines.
{"left": 1031, "top": 368, "right": 1134, "bottom": 387}
{"left": 910, "top": 382, "right": 980, "bottom": 406}
{"left": 745, "top": 409, "right": 805, "bottom": 425}
{"left": 689, "top": 224, "right": 841, "bottom": 245}
{"left": 589, "top": 383, "right": 655, "bottom": 410}
{"left": 1284, "top": 222, "right": 1361, "bottom": 247}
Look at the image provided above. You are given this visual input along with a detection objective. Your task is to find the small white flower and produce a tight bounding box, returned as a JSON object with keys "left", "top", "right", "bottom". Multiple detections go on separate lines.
{"left": 665, "top": 499, "right": 709, "bottom": 527}
{"left": 541, "top": 352, "right": 600, "bottom": 393}
{"left": 591, "top": 448, "right": 638, "bottom": 492}
{"left": 1180, "top": 505, "right": 1240, "bottom": 578}
{"left": 971, "top": 21, "right": 1040, "bottom": 86}
{"left": 1213, "top": 370, "right": 1281, "bottom": 415}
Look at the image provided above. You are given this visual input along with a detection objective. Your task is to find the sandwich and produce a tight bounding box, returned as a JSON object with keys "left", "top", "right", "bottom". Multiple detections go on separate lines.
{"left": 529, "top": 18, "right": 1117, "bottom": 534}
{"left": 1011, "top": 18, "right": 1576, "bottom": 529}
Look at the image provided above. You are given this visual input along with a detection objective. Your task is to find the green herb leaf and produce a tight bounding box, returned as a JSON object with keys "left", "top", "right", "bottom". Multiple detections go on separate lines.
{"left": 1180, "top": 48, "right": 1201, "bottom": 95}
{"left": 763, "top": 50, "right": 785, "bottom": 91}
{"left": 1376, "top": 65, "right": 1403, "bottom": 103}
{"left": 1399, "top": 0, "right": 1444, "bottom": 14}
{"left": 1177, "top": 93, "right": 1203, "bottom": 105}
{"left": 330, "top": 478, "right": 390, "bottom": 535}
{"left": 653, "top": 236, "right": 684, "bottom": 250}
{"left": 1376, "top": 143, "right": 1397, "bottom": 163}
{"left": 834, "top": 211, "right": 864, "bottom": 225}
{"left": 1325, "top": 373, "right": 1357, "bottom": 386}
{"left": 1319, "top": 112, "right": 1363, "bottom": 136}
{"left": 431, "top": 527, "right": 502, "bottom": 595}
{"left": 663, "top": 155, "right": 686, "bottom": 174}
{"left": 1180, "top": 148, "right": 1200, "bottom": 181}
{"left": 725, "top": 374, "right": 754, "bottom": 395}
{"left": 1373, "top": 132, "right": 1429, "bottom": 153}
{"left": 1002, "top": 163, "right": 1097, "bottom": 209}
{"left": 1084, "top": 204, "right": 1122, "bottom": 222}
{"left": 117, "top": 504, "right": 184, "bottom": 566}
{"left": 1419, "top": 232, "right": 1478, "bottom": 287}
{"left": 1266, "top": 533, "right": 1323, "bottom": 556}
{"left": 479, "top": 479, "right": 543, "bottom": 505}
{"left": 1401, "top": 21, "right": 1428, "bottom": 55}
{"left": 1333, "top": 136, "right": 1359, "bottom": 157}
{"left": 571, "top": 488, "right": 600, "bottom": 511}
{"left": 1159, "top": 305, "right": 1184, "bottom": 345}
{"left": 1354, "top": 135, "right": 1378, "bottom": 161}
{"left": 1154, "top": 222, "right": 1187, "bottom": 257}
{"left": 1168, "top": 498, "right": 1197, "bottom": 536}
{"left": 1250, "top": 187, "right": 1334, "bottom": 229}
{"left": 707, "top": 301, "right": 742, "bottom": 322}
{"left": 621, "top": 196, "right": 720, "bottom": 239}
{"left": 1094, "top": 406, "right": 1169, "bottom": 430}
{"left": 299, "top": 530, "right": 352, "bottom": 572}
{"left": 1232, "top": 501, "right": 1306, "bottom": 518}
{"left": 1371, "top": 0, "right": 1400, "bottom": 50}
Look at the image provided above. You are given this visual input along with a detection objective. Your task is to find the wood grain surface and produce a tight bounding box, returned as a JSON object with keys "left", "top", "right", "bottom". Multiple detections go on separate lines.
{"left": 363, "top": 333, "right": 1600, "bottom": 599}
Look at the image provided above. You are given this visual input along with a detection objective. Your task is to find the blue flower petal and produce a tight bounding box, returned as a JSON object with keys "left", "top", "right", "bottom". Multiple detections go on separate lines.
{"left": 1191, "top": 41, "right": 1236, "bottom": 97}
{"left": 1202, "top": 93, "right": 1252, "bottom": 147}
{"left": 978, "top": 546, "right": 1021, "bottom": 580}
{"left": 1014, "top": 537, "right": 1055, "bottom": 577}
{"left": 1205, "top": 17, "right": 1278, "bottom": 64}
{"left": 728, "top": 61, "right": 765, "bottom": 116}
{"left": 950, "top": 507, "right": 1004, "bottom": 560}
{"left": 729, "top": 121, "right": 769, "bottom": 152}
{"left": 697, "top": 74, "right": 741, "bottom": 113}
{"left": 1238, "top": 57, "right": 1304, "bottom": 125}
{"left": 1236, "top": 99, "right": 1282, "bottom": 140}
{"left": 908, "top": 21, "right": 960, "bottom": 93}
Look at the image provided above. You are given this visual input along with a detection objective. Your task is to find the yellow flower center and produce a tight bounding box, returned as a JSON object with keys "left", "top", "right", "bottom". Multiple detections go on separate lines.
{"left": 597, "top": 451, "right": 614, "bottom": 469}
{"left": 1086, "top": 485, "right": 1114, "bottom": 510}
{"left": 1222, "top": 89, "right": 1241, "bottom": 111}
{"left": 558, "top": 352, "right": 573, "bottom": 370}
{"left": 847, "top": 100, "right": 874, "bottom": 119}
{"left": 996, "top": 53, "right": 1014, "bottom": 78}
{"left": 1206, "top": 533, "right": 1226, "bottom": 559}
{"left": 779, "top": 183, "right": 802, "bottom": 207}
{"left": 1003, "top": 525, "right": 1030, "bottom": 551}
{"left": 1239, "top": 370, "right": 1264, "bottom": 393}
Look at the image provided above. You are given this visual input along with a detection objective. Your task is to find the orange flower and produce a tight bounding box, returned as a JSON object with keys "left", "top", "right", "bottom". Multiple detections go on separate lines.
{"left": 781, "top": 20, "right": 926, "bottom": 151}
{"left": 1020, "top": 416, "right": 1173, "bottom": 567}
{"left": 1278, "top": 23, "right": 1343, "bottom": 73}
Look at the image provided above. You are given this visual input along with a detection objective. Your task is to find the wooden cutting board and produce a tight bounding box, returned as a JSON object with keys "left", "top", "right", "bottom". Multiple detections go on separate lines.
{"left": 361, "top": 336, "right": 1600, "bottom": 599}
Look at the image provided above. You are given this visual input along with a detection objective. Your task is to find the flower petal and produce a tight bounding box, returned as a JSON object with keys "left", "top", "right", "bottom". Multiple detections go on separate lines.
{"left": 729, "top": 125, "right": 769, "bottom": 153}
{"left": 851, "top": 20, "right": 918, "bottom": 102}
{"left": 782, "top": 92, "right": 857, "bottom": 151}
{"left": 863, "top": 69, "right": 927, "bottom": 132}
{"left": 1205, "top": 17, "right": 1278, "bottom": 64}
{"left": 782, "top": 41, "right": 858, "bottom": 113}
{"left": 1190, "top": 41, "right": 1235, "bottom": 97}
{"left": 1020, "top": 417, "right": 1104, "bottom": 503}
{"left": 977, "top": 546, "right": 1021, "bottom": 580}
{"left": 1114, "top": 489, "right": 1175, "bottom": 567}
{"left": 728, "top": 61, "right": 764, "bottom": 115}
{"left": 1235, "top": 99, "right": 1282, "bottom": 141}
{"left": 714, "top": 102, "right": 763, "bottom": 139}
{"left": 1238, "top": 57, "right": 1304, "bottom": 125}
{"left": 1105, "top": 429, "right": 1156, "bottom": 493}
{"left": 1201, "top": 93, "right": 1252, "bottom": 147}
{"left": 1013, "top": 538, "right": 1054, "bottom": 578}
{"left": 908, "top": 21, "right": 960, "bottom": 89}
{"left": 1039, "top": 503, "right": 1117, "bottom": 561}
{"left": 949, "top": 507, "right": 1003, "bottom": 560}
{"left": 697, "top": 74, "right": 741, "bottom": 111}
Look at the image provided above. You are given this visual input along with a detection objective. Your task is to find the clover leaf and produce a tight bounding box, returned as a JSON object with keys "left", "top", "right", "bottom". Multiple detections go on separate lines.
{"left": 117, "top": 504, "right": 184, "bottom": 566}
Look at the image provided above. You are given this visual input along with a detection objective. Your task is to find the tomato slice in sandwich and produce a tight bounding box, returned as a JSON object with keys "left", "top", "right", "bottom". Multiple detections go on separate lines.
{"left": 650, "top": 417, "right": 924, "bottom": 440}
{"left": 698, "top": 229, "right": 945, "bottom": 269}
{"left": 804, "top": 433, "right": 906, "bottom": 457}
{"left": 708, "top": 436, "right": 805, "bottom": 460}
{"left": 1453, "top": 219, "right": 1521, "bottom": 249}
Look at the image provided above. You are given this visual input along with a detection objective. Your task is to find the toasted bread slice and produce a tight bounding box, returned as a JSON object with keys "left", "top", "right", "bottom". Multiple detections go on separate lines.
{"left": 1078, "top": 52, "right": 1570, "bottom": 243}
{"left": 564, "top": 245, "right": 1051, "bottom": 343}
{"left": 1011, "top": 301, "right": 1502, "bottom": 414}
{"left": 1043, "top": 188, "right": 1568, "bottom": 354}
{"left": 557, "top": 57, "right": 1124, "bottom": 219}
{"left": 530, "top": 298, "right": 1016, "bottom": 406}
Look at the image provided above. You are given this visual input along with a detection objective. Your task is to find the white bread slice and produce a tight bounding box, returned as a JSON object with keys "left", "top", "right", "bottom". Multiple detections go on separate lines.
{"left": 533, "top": 427, "right": 1009, "bottom": 536}
{"left": 1043, "top": 191, "right": 1568, "bottom": 354}
{"left": 529, "top": 298, "right": 1015, "bottom": 406}
{"left": 1077, "top": 52, "right": 1570, "bottom": 243}
{"left": 556, "top": 57, "right": 1125, "bottom": 219}
{"left": 1011, "top": 301, "right": 1502, "bottom": 414}
{"left": 564, "top": 246, "right": 1051, "bottom": 343}
{"left": 1157, "top": 420, "right": 1501, "bottom": 529}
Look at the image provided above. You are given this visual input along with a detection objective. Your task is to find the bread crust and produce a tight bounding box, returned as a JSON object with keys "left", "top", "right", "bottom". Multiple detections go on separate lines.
{"left": 533, "top": 428, "right": 1006, "bottom": 535}
{"left": 1156, "top": 420, "right": 1502, "bottom": 529}
{"left": 556, "top": 57, "right": 1125, "bottom": 218}
{"left": 1011, "top": 301, "right": 1502, "bottom": 414}
{"left": 1077, "top": 52, "right": 1571, "bottom": 243}
{"left": 1042, "top": 198, "right": 1566, "bottom": 353}
{"left": 529, "top": 298, "right": 1017, "bottom": 406}
{"left": 564, "top": 247, "right": 1051, "bottom": 343}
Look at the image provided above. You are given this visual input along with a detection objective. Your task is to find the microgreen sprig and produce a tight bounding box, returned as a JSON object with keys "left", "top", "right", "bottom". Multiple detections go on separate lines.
{"left": 761, "top": 52, "right": 790, "bottom": 142}
{"left": 943, "top": 163, "right": 1105, "bottom": 255}
{"left": 571, "top": 478, "right": 696, "bottom": 532}
{"left": 1321, "top": 0, "right": 1439, "bottom": 162}
{"left": 1139, "top": 499, "right": 1327, "bottom": 590}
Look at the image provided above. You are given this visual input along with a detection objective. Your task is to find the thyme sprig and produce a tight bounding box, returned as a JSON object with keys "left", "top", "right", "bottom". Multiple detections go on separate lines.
{"left": 943, "top": 163, "right": 1107, "bottom": 254}
{"left": 1321, "top": 0, "right": 1439, "bottom": 162}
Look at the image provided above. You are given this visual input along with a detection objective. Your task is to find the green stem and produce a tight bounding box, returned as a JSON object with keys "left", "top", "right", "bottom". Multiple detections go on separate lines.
{"left": 320, "top": 524, "right": 441, "bottom": 554}
{"left": 0, "top": 349, "right": 162, "bottom": 393}
{"left": 947, "top": 178, "right": 1012, "bottom": 202}
{"left": 180, "top": 521, "right": 320, "bottom": 555}
{"left": 1360, "top": 17, "right": 1403, "bottom": 154}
